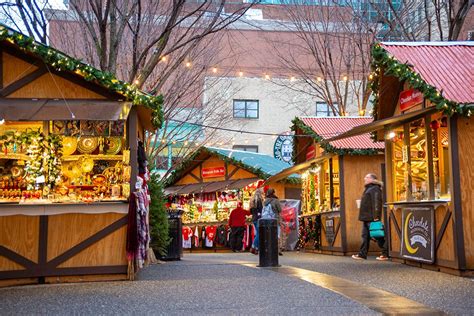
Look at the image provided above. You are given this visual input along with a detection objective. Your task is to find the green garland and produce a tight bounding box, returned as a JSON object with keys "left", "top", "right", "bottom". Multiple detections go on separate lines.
{"left": 369, "top": 43, "right": 473, "bottom": 119}
{"left": 24, "top": 130, "right": 44, "bottom": 190}
{"left": 0, "top": 25, "right": 163, "bottom": 128}
{"left": 291, "top": 118, "right": 382, "bottom": 157}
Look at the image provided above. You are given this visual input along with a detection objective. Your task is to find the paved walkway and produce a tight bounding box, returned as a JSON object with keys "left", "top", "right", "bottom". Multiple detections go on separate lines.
{"left": 1, "top": 252, "right": 473, "bottom": 315}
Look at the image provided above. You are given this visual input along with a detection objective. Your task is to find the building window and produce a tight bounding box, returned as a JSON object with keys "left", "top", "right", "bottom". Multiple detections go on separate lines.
{"left": 233, "top": 145, "right": 258, "bottom": 153}
{"left": 233, "top": 100, "right": 259, "bottom": 119}
{"left": 316, "top": 102, "right": 337, "bottom": 116}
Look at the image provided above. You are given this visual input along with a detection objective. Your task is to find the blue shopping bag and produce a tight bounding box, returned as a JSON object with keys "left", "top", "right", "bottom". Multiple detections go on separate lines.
{"left": 369, "top": 221, "right": 385, "bottom": 238}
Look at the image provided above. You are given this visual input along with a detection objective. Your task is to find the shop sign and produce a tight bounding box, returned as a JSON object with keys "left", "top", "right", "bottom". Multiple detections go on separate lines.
{"left": 401, "top": 207, "right": 434, "bottom": 263}
{"left": 202, "top": 166, "right": 225, "bottom": 178}
{"left": 325, "top": 218, "right": 335, "bottom": 245}
{"left": 273, "top": 134, "right": 293, "bottom": 164}
{"left": 399, "top": 89, "right": 424, "bottom": 112}
{"left": 306, "top": 145, "right": 316, "bottom": 161}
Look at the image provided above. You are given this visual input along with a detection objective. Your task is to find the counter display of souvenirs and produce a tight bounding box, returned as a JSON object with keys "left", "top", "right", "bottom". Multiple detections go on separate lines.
{"left": 300, "top": 158, "right": 340, "bottom": 215}
{"left": 0, "top": 120, "right": 130, "bottom": 204}
{"left": 389, "top": 113, "right": 450, "bottom": 202}
{"left": 168, "top": 189, "right": 252, "bottom": 224}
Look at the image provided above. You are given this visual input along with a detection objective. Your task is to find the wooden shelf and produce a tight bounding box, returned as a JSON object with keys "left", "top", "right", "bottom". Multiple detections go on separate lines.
{"left": 62, "top": 154, "right": 122, "bottom": 161}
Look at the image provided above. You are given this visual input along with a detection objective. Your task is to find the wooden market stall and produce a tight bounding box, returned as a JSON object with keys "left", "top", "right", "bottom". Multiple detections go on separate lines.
{"left": 0, "top": 26, "right": 161, "bottom": 286}
{"left": 267, "top": 117, "right": 384, "bottom": 255}
{"left": 329, "top": 42, "right": 474, "bottom": 275}
{"left": 164, "top": 146, "right": 299, "bottom": 252}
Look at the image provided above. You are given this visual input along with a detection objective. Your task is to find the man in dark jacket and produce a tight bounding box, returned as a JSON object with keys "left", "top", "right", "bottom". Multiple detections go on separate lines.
{"left": 352, "top": 174, "right": 389, "bottom": 261}
{"left": 263, "top": 188, "right": 284, "bottom": 255}
{"left": 228, "top": 202, "right": 250, "bottom": 252}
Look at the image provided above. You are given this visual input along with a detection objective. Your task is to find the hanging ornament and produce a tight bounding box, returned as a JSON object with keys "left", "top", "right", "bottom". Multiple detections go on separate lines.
{"left": 430, "top": 120, "right": 440, "bottom": 130}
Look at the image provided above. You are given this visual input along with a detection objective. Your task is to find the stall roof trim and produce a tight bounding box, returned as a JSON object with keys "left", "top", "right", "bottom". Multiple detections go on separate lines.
{"left": 296, "top": 117, "right": 384, "bottom": 151}
{"left": 380, "top": 42, "right": 474, "bottom": 104}
{"left": 0, "top": 24, "right": 163, "bottom": 129}
{"left": 165, "top": 146, "right": 298, "bottom": 187}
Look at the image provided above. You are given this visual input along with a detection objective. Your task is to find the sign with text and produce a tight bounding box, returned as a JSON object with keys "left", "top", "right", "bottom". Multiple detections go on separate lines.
{"left": 401, "top": 207, "right": 434, "bottom": 263}
{"left": 306, "top": 145, "right": 316, "bottom": 161}
{"left": 399, "top": 89, "right": 424, "bottom": 112}
{"left": 202, "top": 166, "right": 225, "bottom": 178}
{"left": 325, "top": 218, "right": 335, "bottom": 245}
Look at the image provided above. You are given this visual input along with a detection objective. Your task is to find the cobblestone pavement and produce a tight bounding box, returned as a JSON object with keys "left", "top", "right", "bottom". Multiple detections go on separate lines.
{"left": 0, "top": 252, "right": 473, "bottom": 315}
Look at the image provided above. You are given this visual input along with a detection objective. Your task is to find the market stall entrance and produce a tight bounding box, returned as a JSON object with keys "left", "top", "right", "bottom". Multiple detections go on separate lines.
{"left": 164, "top": 146, "right": 300, "bottom": 255}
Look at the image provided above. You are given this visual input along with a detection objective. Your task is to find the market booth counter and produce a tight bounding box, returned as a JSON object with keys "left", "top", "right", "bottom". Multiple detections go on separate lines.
{"left": 268, "top": 117, "right": 385, "bottom": 255}
{"left": 0, "top": 26, "right": 162, "bottom": 286}
{"left": 329, "top": 42, "right": 474, "bottom": 275}
{"left": 164, "top": 146, "right": 299, "bottom": 252}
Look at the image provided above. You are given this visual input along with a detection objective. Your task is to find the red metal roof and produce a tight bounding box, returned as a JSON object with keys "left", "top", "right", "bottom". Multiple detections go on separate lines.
{"left": 299, "top": 117, "right": 384, "bottom": 150}
{"left": 380, "top": 42, "right": 474, "bottom": 104}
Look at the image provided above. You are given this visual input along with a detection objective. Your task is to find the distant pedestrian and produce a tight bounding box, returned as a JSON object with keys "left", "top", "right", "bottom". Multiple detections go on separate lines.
{"left": 352, "top": 173, "right": 389, "bottom": 261}
{"left": 228, "top": 202, "right": 250, "bottom": 252}
{"left": 250, "top": 188, "right": 263, "bottom": 255}
{"left": 263, "top": 188, "right": 283, "bottom": 255}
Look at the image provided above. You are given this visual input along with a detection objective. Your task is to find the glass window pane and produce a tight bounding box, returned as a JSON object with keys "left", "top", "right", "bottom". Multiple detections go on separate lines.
{"left": 246, "top": 101, "right": 258, "bottom": 110}
{"left": 431, "top": 114, "right": 450, "bottom": 199}
{"left": 234, "top": 101, "right": 245, "bottom": 110}
{"left": 391, "top": 125, "right": 407, "bottom": 201}
{"left": 409, "top": 118, "right": 428, "bottom": 201}
{"left": 246, "top": 109, "right": 258, "bottom": 118}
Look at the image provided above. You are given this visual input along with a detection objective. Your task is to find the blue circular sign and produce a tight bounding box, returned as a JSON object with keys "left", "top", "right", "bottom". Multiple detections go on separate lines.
{"left": 273, "top": 134, "right": 293, "bottom": 164}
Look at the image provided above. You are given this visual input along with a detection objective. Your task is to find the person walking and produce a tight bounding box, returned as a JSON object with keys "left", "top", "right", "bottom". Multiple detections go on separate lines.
{"left": 263, "top": 188, "right": 283, "bottom": 255}
{"left": 228, "top": 202, "right": 250, "bottom": 252}
{"left": 352, "top": 173, "right": 389, "bottom": 261}
{"left": 250, "top": 188, "right": 263, "bottom": 255}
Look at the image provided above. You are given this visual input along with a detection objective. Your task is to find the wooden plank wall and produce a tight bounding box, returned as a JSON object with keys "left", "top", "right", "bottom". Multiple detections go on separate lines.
{"left": 343, "top": 155, "right": 385, "bottom": 253}
{"left": 456, "top": 116, "right": 474, "bottom": 269}
{"left": 3, "top": 52, "right": 106, "bottom": 100}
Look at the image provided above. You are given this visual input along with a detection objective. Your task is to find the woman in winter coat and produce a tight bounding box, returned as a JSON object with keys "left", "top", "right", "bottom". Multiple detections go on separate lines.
{"left": 250, "top": 188, "right": 263, "bottom": 255}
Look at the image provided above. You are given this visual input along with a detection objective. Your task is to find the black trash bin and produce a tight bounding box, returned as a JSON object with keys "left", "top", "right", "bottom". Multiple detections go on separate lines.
{"left": 258, "top": 218, "right": 279, "bottom": 267}
{"left": 161, "top": 209, "right": 183, "bottom": 261}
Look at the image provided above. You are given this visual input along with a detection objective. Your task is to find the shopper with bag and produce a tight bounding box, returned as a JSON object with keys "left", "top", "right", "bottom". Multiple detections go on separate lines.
{"left": 352, "top": 173, "right": 389, "bottom": 261}
{"left": 228, "top": 202, "right": 250, "bottom": 252}
{"left": 263, "top": 188, "right": 283, "bottom": 255}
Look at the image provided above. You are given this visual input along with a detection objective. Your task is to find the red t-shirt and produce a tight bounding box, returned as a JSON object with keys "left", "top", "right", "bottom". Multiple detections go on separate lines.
{"left": 182, "top": 226, "right": 192, "bottom": 241}
{"left": 228, "top": 207, "right": 250, "bottom": 227}
{"left": 205, "top": 225, "right": 217, "bottom": 241}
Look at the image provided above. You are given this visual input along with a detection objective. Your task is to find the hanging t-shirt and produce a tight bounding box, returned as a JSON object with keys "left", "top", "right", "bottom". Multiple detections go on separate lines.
{"left": 193, "top": 226, "right": 200, "bottom": 248}
{"left": 216, "top": 225, "right": 227, "bottom": 245}
{"left": 182, "top": 226, "right": 193, "bottom": 249}
{"left": 205, "top": 225, "right": 217, "bottom": 247}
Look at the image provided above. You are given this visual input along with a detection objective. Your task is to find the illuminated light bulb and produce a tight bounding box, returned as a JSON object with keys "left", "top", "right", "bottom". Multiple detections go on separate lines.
{"left": 212, "top": 67, "right": 218, "bottom": 73}
{"left": 238, "top": 71, "right": 244, "bottom": 77}
{"left": 264, "top": 74, "right": 270, "bottom": 80}
{"left": 184, "top": 141, "right": 188, "bottom": 146}
{"left": 134, "top": 79, "right": 139, "bottom": 85}
{"left": 185, "top": 61, "right": 192, "bottom": 68}
{"left": 244, "top": 140, "right": 249, "bottom": 144}
{"left": 388, "top": 131, "right": 396, "bottom": 139}
{"left": 290, "top": 76, "right": 295, "bottom": 82}
{"left": 160, "top": 56, "right": 167, "bottom": 62}
{"left": 343, "top": 75, "right": 348, "bottom": 81}
{"left": 172, "top": 140, "right": 177, "bottom": 144}
{"left": 369, "top": 74, "right": 374, "bottom": 80}
{"left": 161, "top": 139, "right": 166, "bottom": 143}
{"left": 359, "top": 110, "right": 365, "bottom": 116}
{"left": 317, "top": 77, "right": 322, "bottom": 82}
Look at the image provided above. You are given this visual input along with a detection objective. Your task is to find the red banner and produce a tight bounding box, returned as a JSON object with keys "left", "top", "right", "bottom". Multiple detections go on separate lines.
{"left": 306, "top": 145, "right": 316, "bottom": 161}
{"left": 399, "top": 89, "right": 423, "bottom": 112}
{"left": 202, "top": 166, "right": 225, "bottom": 178}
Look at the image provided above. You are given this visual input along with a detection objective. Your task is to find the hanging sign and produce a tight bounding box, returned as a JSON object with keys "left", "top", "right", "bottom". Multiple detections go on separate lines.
{"left": 306, "top": 145, "right": 316, "bottom": 161}
{"left": 202, "top": 166, "right": 225, "bottom": 178}
{"left": 399, "top": 89, "right": 424, "bottom": 112}
{"left": 401, "top": 207, "right": 434, "bottom": 263}
{"left": 273, "top": 134, "right": 293, "bottom": 164}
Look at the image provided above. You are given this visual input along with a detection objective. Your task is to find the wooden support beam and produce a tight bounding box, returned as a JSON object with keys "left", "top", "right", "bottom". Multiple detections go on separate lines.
{"left": 0, "top": 66, "right": 47, "bottom": 97}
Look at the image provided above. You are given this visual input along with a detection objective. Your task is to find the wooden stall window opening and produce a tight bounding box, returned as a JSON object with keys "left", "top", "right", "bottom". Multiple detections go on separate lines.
{"left": 386, "top": 115, "right": 450, "bottom": 204}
